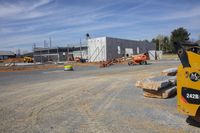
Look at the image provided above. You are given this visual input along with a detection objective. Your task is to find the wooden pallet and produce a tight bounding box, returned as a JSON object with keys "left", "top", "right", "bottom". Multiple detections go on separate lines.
{"left": 135, "top": 75, "right": 176, "bottom": 91}
{"left": 143, "top": 86, "right": 177, "bottom": 99}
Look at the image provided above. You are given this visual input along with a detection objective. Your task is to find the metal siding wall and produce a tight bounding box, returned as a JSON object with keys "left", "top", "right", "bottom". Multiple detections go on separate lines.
{"left": 88, "top": 37, "right": 156, "bottom": 61}
{"left": 106, "top": 38, "right": 121, "bottom": 60}
{"left": 106, "top": 37, "right": 155, "bottom": 60}
{"left": 88, "top": 37, "right": 106, "bottom": 62}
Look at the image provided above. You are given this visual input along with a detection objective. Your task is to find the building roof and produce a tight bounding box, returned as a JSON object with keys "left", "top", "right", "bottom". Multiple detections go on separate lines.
{"left": 33, "top": 46, "right": 87, "bottom": 52}
{"left": 0, "top": 51, "right": 15, "bottom": 56}
{"left": 88, "top": 36, "right": 153, "bottom": 44}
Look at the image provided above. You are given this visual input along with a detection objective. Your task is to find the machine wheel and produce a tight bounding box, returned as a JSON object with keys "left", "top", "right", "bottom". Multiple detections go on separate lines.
{"left": 128, "top": 61, "right": 132, "bottom": 66}
{"left": 193, "top": 116, "right": 200, "bottom": 123}
{"left": 186, "top": 116, "right": 200, "bottom": 127}
{"left": 140, "top": 61, "right": 145, "bottom": 65}
{"left": 139, "top": 61, "right": 148, "bottom": 65}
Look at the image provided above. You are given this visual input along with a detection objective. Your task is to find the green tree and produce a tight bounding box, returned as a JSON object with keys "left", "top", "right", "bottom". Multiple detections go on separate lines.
{"left": 163, "top": 36, "right": 172, "bottom": 52}
{"left": 151, "top": 38, "right": 159, "bottom": 50}
{"left": 152, "top": 35, "right": 171, "bottom": 52}
{"left": 170, "top": 27, "right": 190, "bottom": 52}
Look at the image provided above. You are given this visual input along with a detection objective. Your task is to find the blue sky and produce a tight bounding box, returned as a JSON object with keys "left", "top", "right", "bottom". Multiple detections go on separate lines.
{"left": 0, "top": 0, "right": 200, "bottom": 52}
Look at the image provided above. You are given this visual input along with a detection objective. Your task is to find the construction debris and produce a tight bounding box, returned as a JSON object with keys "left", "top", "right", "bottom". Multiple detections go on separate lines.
{"left": 161, "top": 67, "right": 177, "bottom": 76}
{"left": 99, "top": 60, "right": 114, "bottom": 68}
{"left": 99, "top": 57, "right": 128, "bottom": 68}
{"left": 135, "top": 68, "right": 177, "bottom": 99}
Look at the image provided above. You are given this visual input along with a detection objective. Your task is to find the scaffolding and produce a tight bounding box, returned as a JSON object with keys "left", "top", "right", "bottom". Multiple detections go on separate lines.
{"left": 33, "top": 46, "right": 87, "bottom": 63}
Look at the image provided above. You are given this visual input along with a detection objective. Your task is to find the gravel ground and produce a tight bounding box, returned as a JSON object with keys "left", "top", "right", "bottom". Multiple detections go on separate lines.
{"left": 0, "top": 60, "right": 199, "bottom": 133}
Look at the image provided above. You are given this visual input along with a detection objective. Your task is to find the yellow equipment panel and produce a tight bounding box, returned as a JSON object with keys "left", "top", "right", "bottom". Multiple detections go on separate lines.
{"left": 177, "top": 51, "right": 200, "bottom": 117}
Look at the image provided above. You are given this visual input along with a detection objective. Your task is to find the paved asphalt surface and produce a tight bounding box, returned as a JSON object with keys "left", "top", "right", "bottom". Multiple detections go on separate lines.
{"left": 0, "top": 60, "right": 200, "bottom": 133}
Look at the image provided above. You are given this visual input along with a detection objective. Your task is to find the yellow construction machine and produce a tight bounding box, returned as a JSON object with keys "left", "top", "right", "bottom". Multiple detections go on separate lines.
{"left": 24, "top": 56, "right": 33, "bottom": 63}
{"left": 174, "top": 42, "right": 200, "bottom": 123}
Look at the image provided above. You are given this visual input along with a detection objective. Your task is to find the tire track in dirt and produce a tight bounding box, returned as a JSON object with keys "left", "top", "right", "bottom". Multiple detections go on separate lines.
{"left": 16, "top": 78, "right": 110, "bottom": 131}
{"left": 74, "top": 79, "right": 125, "bottom": 133}
{"left": 32, "top": 77, "right": 118, "bottom": 132}
{"left": 0, "top": 76, "right": 111, "bottom": 132}
{"left": 45, "top": 78, "right": 118, "bottom": 132}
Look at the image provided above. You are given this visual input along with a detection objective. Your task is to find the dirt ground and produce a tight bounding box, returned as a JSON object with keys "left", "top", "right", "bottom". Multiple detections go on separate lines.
{"left": 0, "top": 62, "right": 100, "bottom": 72}
{"left": 0, "top": 60, "right": 199, "bottom": 133}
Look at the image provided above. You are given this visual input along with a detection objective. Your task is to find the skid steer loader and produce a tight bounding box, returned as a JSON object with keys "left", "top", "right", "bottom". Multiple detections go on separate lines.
{"left": 174, "top": 42, "right": 200, "bottom": 123}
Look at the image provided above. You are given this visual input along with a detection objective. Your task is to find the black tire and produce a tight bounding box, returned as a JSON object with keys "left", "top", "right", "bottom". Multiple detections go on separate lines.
{"left": 140, "top": 61, "right": 145, "bottom": 65}
{"left": 186, "top": 116, "right": 200, "bottom": 127}
{"left": 128, "top": 62, "right": 132, "bottom": 66}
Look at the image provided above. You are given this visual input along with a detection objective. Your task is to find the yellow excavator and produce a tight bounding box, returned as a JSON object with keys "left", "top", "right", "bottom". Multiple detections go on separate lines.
{"left": 24, "top": 56, "right": 33, "bottom": 63}
{"left": 174, "top": 42, "right": 200, "bottom": 123}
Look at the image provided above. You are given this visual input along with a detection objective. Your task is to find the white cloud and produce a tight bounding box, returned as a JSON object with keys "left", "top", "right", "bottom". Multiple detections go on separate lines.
{"left": 0, "top": 21, "right": 130, "bottom": 48}
{"left": 159, "top": 6, "right": 200, "bottom": 21}
{"left": 30, "top": 0, "right": 52, "bottom": 10}
{"left": 46, "top": 22, "right": 131, "bottom": 36}
{"left": 0, "top": 0, "right": 52, "bottom": 20}
{"left": 0, "top": 3, "right": 24, "bottom": 17}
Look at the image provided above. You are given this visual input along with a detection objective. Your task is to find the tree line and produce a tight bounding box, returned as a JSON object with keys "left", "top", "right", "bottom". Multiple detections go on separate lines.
{"left": 151, "top": 27, "right": 191, "bottom": 53}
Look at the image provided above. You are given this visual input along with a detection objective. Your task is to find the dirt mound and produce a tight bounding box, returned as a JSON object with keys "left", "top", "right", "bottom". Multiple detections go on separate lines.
{"left": 3, "top": 58, "right": 24, "bottom": 63}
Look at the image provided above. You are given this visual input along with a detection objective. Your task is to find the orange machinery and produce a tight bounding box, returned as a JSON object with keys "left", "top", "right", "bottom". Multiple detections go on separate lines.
{"left": 128, "top": 53, "right": 149, "bottom": 65}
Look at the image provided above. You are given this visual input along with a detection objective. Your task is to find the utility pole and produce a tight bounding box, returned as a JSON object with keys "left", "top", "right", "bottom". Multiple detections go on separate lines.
{"left": 48, "top": 44, "right": 50, "bottom": 62}
{"left": 32, "top": 43, "right": 36, "bottom": 51}
{"left": 40, "top": 50, "right": 42, "bottom": 63}
{"left": 44, "top": 40, "right": 46, "bottom": 48}
{"left": 33, "top": 43, "right": 36, "bottom": 63}
{"left": 57, "top": 47, "right": 59, "bottom": 62}
{"left": 67, "top": 44, "right": 69, "bottom": 61}
{"left": 49, "top": 37, "right": 52, "bottom": 48}
{"left": 17, "top": 48, "right": 21, "bottom": 57}
{"left": 80, "top": 38, "right": 82, "bottom": 58}
{"left": 48, "top": 37, "right": 52, "bottom": 62}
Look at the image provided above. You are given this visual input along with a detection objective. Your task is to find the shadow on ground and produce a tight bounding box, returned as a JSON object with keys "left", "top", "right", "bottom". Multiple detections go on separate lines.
{"left": 186, "top": 116, "right": 200, "bottom": 128}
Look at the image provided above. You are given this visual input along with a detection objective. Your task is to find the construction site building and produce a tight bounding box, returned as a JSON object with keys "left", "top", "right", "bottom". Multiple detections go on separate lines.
{"left": 87, "top": 37, "right": 155, "bottom": 62}
{"left": 0, "top": 51, "right": 16, "bottom": 60}
{"left": 33, "top": 46, "right": 87, "bottom": 63}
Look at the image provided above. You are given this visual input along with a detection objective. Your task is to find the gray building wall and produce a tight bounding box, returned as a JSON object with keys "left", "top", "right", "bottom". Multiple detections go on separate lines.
{"left": 88, "top": 37, "right": 156, "bottom": 62}
{"left": 33, "top": 46, "right": 87, "bottom": 62}
{"left": 0, "top": 51, "right": 16, "bottom": 60}
{"left": 106, "top": 37, "right": 155, "bottom": 60}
